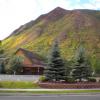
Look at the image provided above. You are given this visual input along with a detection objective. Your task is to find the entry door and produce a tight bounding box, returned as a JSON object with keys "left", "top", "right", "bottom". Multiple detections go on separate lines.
{"left": 23, "top": 68, "right": 33, "bottom": 75}
{"left": 33, "top": 67, "right": 44, "bottom": 75}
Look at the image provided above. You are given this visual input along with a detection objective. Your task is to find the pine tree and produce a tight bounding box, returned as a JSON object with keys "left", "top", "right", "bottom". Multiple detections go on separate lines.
{"left": 45, "top": 41, "right": 66, "bottom": 82}
{"left": 71, "top": 45, "right": 92, "bottom": 82}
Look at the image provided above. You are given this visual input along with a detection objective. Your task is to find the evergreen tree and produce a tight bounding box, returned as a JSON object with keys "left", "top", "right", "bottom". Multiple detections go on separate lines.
{"left": 45, "top": 41, "right": 66, "bottom": 82}
{"left": 71, "top": 45, "right": 92, "bottom": 82}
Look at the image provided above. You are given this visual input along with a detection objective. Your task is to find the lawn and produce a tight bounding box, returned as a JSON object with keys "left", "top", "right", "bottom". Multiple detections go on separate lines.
{"left": 0, "top": 81, "right": 39, "bottom": 89}
{"left": 0, "top": 81, "right": 100, "bottom": 94}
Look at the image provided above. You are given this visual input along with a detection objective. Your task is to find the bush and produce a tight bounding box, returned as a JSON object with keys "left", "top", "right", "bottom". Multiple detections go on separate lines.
{"left": 66, "top": 76, "right": 75, "bottom": 83}
{"left": 39, "top": 76, "right": 48, "bottom": 82}
{"left": 88, "top": 77, "right": 96, "bottom": 82}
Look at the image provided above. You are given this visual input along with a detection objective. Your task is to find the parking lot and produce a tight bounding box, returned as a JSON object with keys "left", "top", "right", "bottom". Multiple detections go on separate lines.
{"left": 0, "top": 75, "right": 40, "bottom": 82}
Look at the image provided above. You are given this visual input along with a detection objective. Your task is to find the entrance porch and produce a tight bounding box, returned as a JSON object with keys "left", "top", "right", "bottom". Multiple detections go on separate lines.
{"left": 22, "top": 67, "right": 44, "bottom": 75}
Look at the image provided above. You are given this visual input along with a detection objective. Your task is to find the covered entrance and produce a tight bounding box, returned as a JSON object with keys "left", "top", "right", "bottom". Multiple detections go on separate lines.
{"left": 22, "top": 67, "right": 44, "bottom": 75}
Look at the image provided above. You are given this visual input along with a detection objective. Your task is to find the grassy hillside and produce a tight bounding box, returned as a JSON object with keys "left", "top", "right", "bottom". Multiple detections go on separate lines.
{"left": 2, "top": 7, "right": 100, "bottom": 74}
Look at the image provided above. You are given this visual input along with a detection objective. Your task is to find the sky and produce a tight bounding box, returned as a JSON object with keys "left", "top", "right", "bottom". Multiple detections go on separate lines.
{"left": 0, "top": 0, "right": 100, "bottom": 40}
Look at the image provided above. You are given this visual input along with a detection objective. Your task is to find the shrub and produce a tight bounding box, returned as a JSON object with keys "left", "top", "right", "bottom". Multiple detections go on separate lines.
{"left": 39, "top": 76, "right": 48, "bottom": 82}
{"left": 66, "top": 76, "right": 75, "bottom": 83}
{"left": 88, "top": 77, "right": 96, "bottom": 82}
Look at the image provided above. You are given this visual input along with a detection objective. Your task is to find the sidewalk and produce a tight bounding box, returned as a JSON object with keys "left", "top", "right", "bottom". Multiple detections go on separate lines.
{"left": 0, "top": 88, "right": 100, "bottom": 91}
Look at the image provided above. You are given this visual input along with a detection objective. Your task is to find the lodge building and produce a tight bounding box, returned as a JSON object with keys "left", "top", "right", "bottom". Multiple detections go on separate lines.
{"left": 15, "top": 48, "right": 45, "bottom": 75}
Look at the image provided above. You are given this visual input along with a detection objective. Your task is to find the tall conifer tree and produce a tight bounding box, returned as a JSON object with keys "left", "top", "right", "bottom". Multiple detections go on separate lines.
{"left": 45, "top": 41, "right": 66, "bottom": 81}
{"left": 71, "top": 45, "right": 93, "bottom": 82}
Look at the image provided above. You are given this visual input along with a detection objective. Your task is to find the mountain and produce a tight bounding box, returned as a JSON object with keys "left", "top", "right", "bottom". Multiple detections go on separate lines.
{"left": 2, "top": 7, "right": 100, "bottom": 74}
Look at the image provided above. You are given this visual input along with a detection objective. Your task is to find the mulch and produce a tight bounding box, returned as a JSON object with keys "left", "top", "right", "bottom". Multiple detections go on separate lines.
{"left": 38, "top": 82, "right": 100, "bottom": 89}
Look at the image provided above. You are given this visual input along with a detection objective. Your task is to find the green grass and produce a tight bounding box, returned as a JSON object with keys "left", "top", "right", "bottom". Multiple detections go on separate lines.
{"left": 0, "top": 81, "right": 39, "bottom": 89}
{"left": 0, "top": 81, "right": 100, "bottom": 94}
{"left": 0, "top": 90, "right": 100, "bottom": 94}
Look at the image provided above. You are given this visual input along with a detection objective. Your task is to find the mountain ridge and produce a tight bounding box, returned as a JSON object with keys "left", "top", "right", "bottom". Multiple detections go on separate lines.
{"left": 6, "top": 7, "right": 100, "bottom": 38}
{"left": 2, "top": 7, "right": 100, "bottom": 74}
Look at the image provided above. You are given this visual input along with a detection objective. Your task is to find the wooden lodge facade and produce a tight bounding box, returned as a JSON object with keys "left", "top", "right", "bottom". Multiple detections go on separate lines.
{"left": 15, "top": 48, "right": 45, "bottom": 75}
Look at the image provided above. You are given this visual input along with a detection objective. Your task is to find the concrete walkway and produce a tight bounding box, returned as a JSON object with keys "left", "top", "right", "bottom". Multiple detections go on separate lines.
{"left": 0, "top": 88, "right": 100, "bottom": 91}
{"left": 0, "top": 88, "right": 100, "bottom": 96}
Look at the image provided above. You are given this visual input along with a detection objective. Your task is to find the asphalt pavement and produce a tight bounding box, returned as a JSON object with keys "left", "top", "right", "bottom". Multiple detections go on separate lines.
{"left": 0, "top": 95, "right": 100, "bottom": 100}
{"left": 0, "top": 75, "right": 40, "bottom": 82}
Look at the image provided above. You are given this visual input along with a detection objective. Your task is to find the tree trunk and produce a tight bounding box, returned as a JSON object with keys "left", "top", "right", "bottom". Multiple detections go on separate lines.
{"left": 79, "top": 78, "right": 82, "bottom": 82}
{"left": 14, "top": 71, "right": 16, "bottom": 75}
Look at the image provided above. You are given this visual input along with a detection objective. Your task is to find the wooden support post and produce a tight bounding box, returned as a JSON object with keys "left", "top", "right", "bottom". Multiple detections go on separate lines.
{"left": 38, "top": 67, "right": 40, "bottom": 75}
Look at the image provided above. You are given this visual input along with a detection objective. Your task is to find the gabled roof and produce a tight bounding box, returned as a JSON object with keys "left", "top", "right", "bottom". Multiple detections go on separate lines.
{"left": 15, "top": 48, "right": 44, "bottom": 66}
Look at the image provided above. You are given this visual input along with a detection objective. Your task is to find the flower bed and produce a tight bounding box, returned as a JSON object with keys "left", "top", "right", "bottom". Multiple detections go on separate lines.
{"left": 38, "top": 82, "right": 100, "bottom": 89}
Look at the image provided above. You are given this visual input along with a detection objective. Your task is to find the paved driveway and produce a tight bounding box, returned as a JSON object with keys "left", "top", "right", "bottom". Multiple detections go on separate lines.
{"left": 0, "top": 75, "right": 41, "bottom": 82}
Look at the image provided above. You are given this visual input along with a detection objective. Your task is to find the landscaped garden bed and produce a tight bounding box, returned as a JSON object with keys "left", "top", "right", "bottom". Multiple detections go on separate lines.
{"left": 38, "top": 82, "right": 100, "bottom": 89}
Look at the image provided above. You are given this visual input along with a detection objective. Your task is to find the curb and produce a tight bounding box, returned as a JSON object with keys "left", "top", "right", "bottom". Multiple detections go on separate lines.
{"left": 0, "top": 93, "right": 100, "bottom": 96}
{"left": 0, "top": 88, "right": 100, "bottom": 91}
